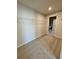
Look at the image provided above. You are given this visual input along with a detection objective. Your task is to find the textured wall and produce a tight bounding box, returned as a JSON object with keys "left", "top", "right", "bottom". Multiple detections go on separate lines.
{"left": 17, "top": 2, "right": 47, "bottom": 48}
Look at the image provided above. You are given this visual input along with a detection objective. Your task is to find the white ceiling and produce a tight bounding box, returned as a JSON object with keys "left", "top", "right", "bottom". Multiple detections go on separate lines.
{"left": 17, "top": 0, "right": 62, "bottom": 15}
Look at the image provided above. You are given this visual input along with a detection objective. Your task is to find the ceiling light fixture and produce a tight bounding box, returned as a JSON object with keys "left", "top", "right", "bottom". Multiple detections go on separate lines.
{"left": 48, "top": 6, "right": 52, "bottom": 11}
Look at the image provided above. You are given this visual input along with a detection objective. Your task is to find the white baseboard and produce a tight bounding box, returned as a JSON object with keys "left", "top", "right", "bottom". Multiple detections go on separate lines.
{"left": 17, "top": 34, "right": 47, "bottom": 48}
{"left": 17, "top": 42, "right": 28, "bottom": 48}
{"left": 53, "top": 34, "right": 62, "bottom": 39}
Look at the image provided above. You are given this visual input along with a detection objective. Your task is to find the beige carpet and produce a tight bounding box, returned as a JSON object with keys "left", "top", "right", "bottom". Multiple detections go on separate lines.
{"left": 17, "top": 35, "right": 61, "bottom": 59}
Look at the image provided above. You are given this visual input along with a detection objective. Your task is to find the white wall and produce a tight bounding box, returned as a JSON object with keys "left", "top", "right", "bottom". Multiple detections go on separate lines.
{"left": 47, "top": 12, "right": 62, "bottom": 38}
{"left": 17, "top": 2, "right": 47, "bottom": 48}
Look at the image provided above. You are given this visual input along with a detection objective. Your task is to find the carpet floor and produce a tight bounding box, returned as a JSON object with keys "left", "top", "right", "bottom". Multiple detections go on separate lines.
{"left": 17, "top": 35, "right": 61, "bottom": 59}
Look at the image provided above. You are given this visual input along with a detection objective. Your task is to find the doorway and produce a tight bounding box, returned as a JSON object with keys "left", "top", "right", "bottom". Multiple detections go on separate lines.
{"left": 49, "top": 16, "right": 56, "bottom": 34}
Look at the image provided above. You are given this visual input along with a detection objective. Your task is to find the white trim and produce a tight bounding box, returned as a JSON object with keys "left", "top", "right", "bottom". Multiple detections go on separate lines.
{"left": 53, "top": 34, "right": 62, "bottom": 39}
{"left": 17, "top": 34, "right": 47, "bottom": 48}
